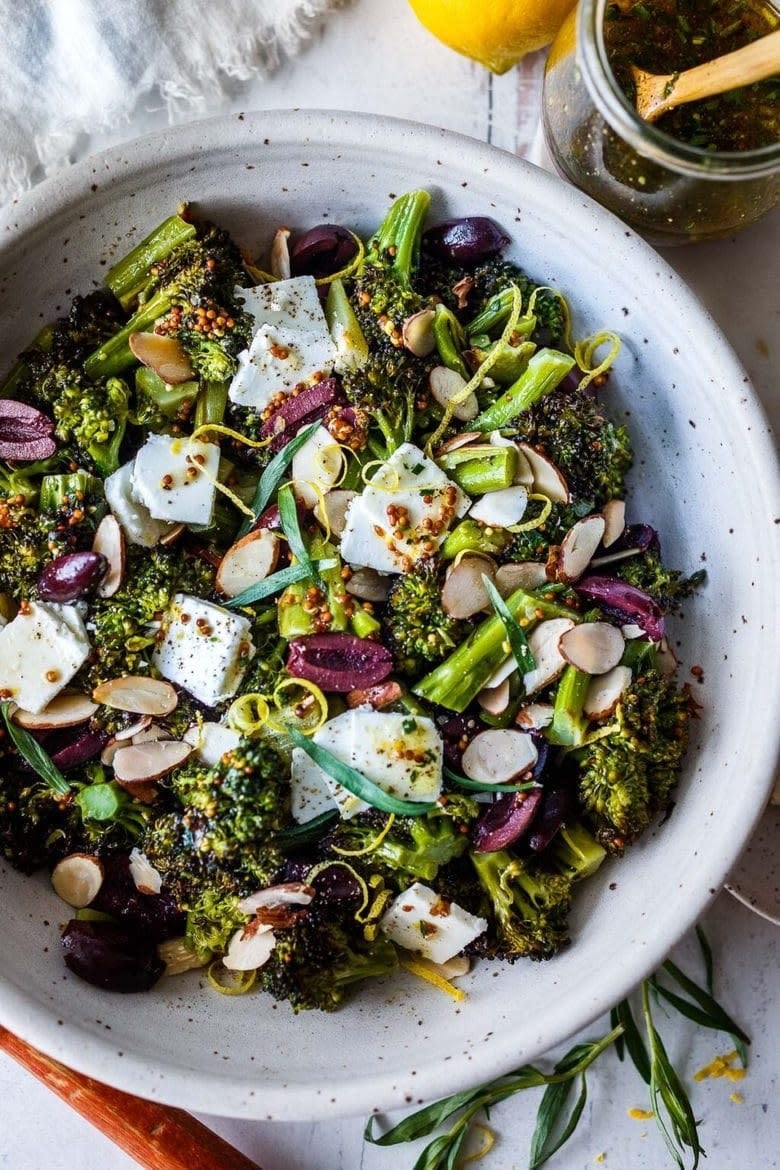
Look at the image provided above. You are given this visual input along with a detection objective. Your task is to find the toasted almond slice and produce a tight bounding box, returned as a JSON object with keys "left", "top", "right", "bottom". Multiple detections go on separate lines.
{"left": 345, "top": 567, "right": 392, "bottom": 603}
{"left": 14, "top": 692, "right": 97, "bottom": 731}
{"left": 237, "top": 882, "right": 315, "bottom": 915}
{"left": 129, "top": 847, "right": 163, "bottom": 895}
{"left": 621, "top": 623, "right": 645, "bottom": 639}
{"left": 488, "top": 433, "right": 534, "bottom": 487}
{"left": 442, "top": 556, "right": 495, "bottom": 619}
{"left": 584, "top": 665, "right": 632, "bottom": 721}
{"left": 517, "top": 443, "right": 569, "bottom": 504}
{"left": 515, "top": 701, "right": 555, "bottom": 730}
{"left": 402, "top": 308, "right": 436, "bottom": 357}
{"left": 315, "top": 489, "right": 357, "bottom": 538}
{"left": 51, "top": 853, "right": 104, "bottom": 908}
{"left": 477, "top": 677, "right": 511, "bottom": 716}
{"left": 522, "top": 618, "right": 576, "bottom": 695}
{"left": 158, "top": 937, "right": 207, "bottom": 976}
{"left": 216, "top": 529, "right": 280, "bottom": 598}
{"left": 495, "top": 561, "right": 548, "bottom": 596}
{"left": 100, "top": 737, "right": 122, "bottom": 767}
{"left": 159, "top": 522, "right": 187, "bottom": 547}
{"left": 429, "top": 366, "right": 478, "bottom": 422}
{"left": 657, "top": 638, "right": 679, "bottom": 677}
{"left": 114, "top": 715, "right": 153, "bottom": 742}
{"left": 132, "top": 723, "right": 171, "bottom": 746}
{"left": 462, "top": 728, "right": 538, "bottom": 785}
{"left": 559, "top": 622, "right": 625, "bottom": 675}
{"left": 602, "top": 499, "right": 626, "bottom": 548}
{"left": 468, "top": 485, "right": 528, "bottom": 528}
{"left": 435, "top": 431, "right": 482, "bottom": 457}
{"left": 411, "top": 954, "right": 471, "bottom": 981}
{"left": 183, "top": 721, "right": 240, "bottom": 766}
{"left": 128, "top": 332, "right": 194, "bottom": 385}
{"left": 270, "top": 227, "right": 291, "bottom": 280}
{"left": 223, "top": 922, "right": 277, "bottom": 971}
{"left": 346, "top": 680, "right": 404, "bottom": 710}
{"left": 92, "top": 514, "right": 125, "bottom": 598}
{"left": 556, "top": 514, "right": 606, "bottom": 583}
{"left": 112, "top": 739, "right": 191, "bottom": 783}
{"left": 483, "top": 654, "right": 518, "bottom": 691}
{"left": 116, "top": 780, "right": 159, "bottom": 805}
{"left": 93, "top": 676, "right": 178, "bottom": 716}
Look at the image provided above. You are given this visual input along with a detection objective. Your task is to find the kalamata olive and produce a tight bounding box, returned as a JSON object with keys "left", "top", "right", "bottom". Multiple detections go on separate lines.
{"left": 290, "top": 225, "right": 358, "bottom": 279}
{"left": 51, "top": 727, "right": 108, "bottom": 770}
{"left": 439, "top": 713, "right": 485, "bottom": 771}
{"left": 260, "top": 377, "right": 343, "bottom": 453}
{"left": 575, "top": 576, "right": 665, "bottom": 642}
{"left": 38, "top": 551, "right": 107, "bottom": 602}
{"left": 610, "top": 524, "right": 661, "bottom": 555}
{"left": 423, "top": 217, "right": 510, "bottom": 263}
{"left": 91, "top": 854, "right": 185, "bottom": 942}
{"left": 0, "top": 399, "right": 57, "bottom": 461}
{"left": 287, "top": 633, "right": 393, "bottom": 692}
{"left": 61, "top": 919, "right": 165, "bottom": 992}
{"left": 472, "top": 787, "right": 543, "bottom": 853}
{"left": 284, "top": 857, "right": 363, "bottom": 904}
{"left": 528, "top": 787, "right": 575, "bottom": 853}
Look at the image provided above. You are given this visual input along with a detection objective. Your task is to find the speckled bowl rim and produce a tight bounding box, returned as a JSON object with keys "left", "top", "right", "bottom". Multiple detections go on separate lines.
{"left": 0, "top": 110, "right": 778, "bottom": 1121}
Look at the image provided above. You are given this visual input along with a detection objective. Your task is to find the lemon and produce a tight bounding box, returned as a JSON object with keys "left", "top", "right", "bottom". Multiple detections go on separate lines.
{"left": 407, "top": 0, "right": 578, "bottom": 73}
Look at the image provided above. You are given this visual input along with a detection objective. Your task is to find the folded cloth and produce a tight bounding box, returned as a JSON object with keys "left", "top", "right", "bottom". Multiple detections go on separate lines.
{"left": 0, "top": 0, "right": 342, "bottom": 205}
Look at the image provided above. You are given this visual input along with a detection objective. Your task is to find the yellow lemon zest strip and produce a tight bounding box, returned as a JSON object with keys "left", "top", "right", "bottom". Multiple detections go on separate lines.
{"left": 508, "top": 492, "right": 553, "bottom": 533}
{"left": 206, "top": 960, "right": 257, "bottom": 996}
{"left": 315, "top": 232, "right": 366, "bottom": 286}
{"left": 460, "top": 1122, "right": 496, "bottom": 1165}
{"left": 400, "top": 957, "right": 466, "bottom": 1002}
{"left": 267, "top": 677, "right": 328, "bottom": 737}
{"left": 226, "top": 692, "right": 271, "bottom": 736}
{"left": 575, "top": 331, "right": 621, "bottom": 391}
{"left": 628, "top": 1108, "right": 655, "bottom": 1121}
{"left": 332, "top": 814, "right": 396, "bottom": 857}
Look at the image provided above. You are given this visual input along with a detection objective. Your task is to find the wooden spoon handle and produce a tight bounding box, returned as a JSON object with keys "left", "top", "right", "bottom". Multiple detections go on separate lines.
{"left": 0, "top": 1026, "right": 263, "bottom": 1170}
{"left": 634, "top": 28, "right": 780, "bottom": 122}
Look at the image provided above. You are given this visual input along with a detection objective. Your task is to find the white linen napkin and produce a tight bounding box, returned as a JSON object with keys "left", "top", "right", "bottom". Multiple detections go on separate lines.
{"left": 0, "top": 0, "right": 343, "bottom": 205}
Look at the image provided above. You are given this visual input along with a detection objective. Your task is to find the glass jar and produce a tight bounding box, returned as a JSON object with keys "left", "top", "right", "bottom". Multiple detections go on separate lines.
{"left": 541, "top": 0, "right": 780, "bottom": 244}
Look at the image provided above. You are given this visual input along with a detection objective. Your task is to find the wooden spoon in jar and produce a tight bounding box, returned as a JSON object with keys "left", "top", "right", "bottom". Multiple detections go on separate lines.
{"left": 632, "top": 27, "right": 780, "bottom": 124}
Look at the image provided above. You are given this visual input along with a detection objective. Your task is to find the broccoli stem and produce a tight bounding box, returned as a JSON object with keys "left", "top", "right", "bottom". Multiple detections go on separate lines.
{"left": 473, "top": 348, "right": 575, "bottom": 432}
{"left": 278, "top": 537, "right": 351, "bottom": 638}
{"left": 414, "top": 587, "right": 579, "bottom": 712}
{"left": 84, "top": 289, "right": 170, "bottom": 380}
{"left": 465, "top": 337, "right": 536, "bottom": 386}
{"left": 367, "top": 190, "right": 431, "bottom": 285}
{"left": 350, "top": 605, "right": 381, "bottom": 638}
{"left": 437, "top": 444, "right": 517, "bottom": 495}
{"left": 547, "top": 665, "right": 591, "bottom": 747}
{"left": 194, "top": 379, "right": 229, "bottom": 429}
{"left": 105, "top": 214, "right": 196, "bottom": 310}
{"left": 550, "top": 822, "right": 606, "bottom": 880}
{"left": 467, "top": 288, "right": 538, "bottom": 339}
{"left": 433, "top": 304, "right": 469, "bottom": 379}
{"left": 440, "top": 518, "right": 513, "bottom": 560}
{"left": 39, "top": 471, "right": 104, "bottom": 514}
{"left": 134, "top": 367, "right": 197, "bottom": 420}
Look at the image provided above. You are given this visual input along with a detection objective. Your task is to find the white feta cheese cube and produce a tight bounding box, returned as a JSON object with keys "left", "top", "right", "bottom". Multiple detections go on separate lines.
{"left": 104, "top": 461, "right": 174, "bottom": 547}
{"left": 152, "top": 594, "right": 255, "bottom": 708}
{"left": 381, "top": 882, "right": 487, "bottom": 965}
{"left": 132, "top": 435, "right": 219, "bottom": 526}
{"left": 290, "top": 747, "right": 340, "bottom": 823}
{"left": 0, "top": 602, "right": 91, "bottom": 713}
{"left": 182, "top": 721, "right": 241, "bottom": 767}
{"left": 228, "top": 276, "right": 336, "bottom": 410}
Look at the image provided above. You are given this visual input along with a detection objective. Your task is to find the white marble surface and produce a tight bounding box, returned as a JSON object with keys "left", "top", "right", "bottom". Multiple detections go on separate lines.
{"left": 0, "top": 0, "right": 777, "bottom": 1165}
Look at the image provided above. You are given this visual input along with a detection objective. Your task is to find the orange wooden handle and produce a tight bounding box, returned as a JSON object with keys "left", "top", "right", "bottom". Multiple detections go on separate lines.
{"left": 0, "top": 1026, "right": 263, "bottom": 1170}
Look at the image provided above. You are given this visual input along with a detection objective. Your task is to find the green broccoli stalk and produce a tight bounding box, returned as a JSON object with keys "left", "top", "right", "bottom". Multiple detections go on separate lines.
{"left": 466, "top": 286, "right": 540, "bottom": 341}
{"left": 548, "top": 821, "right": 607, "bottom": 881}
{"left": 133, "top": 366, "right": 198, "bottom": 428}
{"left": 433, "top": 303, "right": 470, "bottom": 379}
{"left": 383, "top": 557, "right": 466, "bottom": 677}
{"left": 470, "top": 849, "right": 572, "bottom": 961}
{"left": 465, "top": 335, "right": 536, "bottom": 386}
{"left": 547, "top": 665, "right": 592, "bottom": 748}
{"left": 440, "top": 518, "right": 513, "bottom": 561}
{"left": 436, "top": 443, "right": 518, "bottom": 494}
{"left": 105, "top": 213, "right": 197, "bottom": 310}
{"left": 325, "top": 811, "right": 470, "bottom": 884}
{"left": 414, "top": 587, "right": 579, "bottom": 712}
{"left": 472, "top": 348, "right": 575, "bottom": 432}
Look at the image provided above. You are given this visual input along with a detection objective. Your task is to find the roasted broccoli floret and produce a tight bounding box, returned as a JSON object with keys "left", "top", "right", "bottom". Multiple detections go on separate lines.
{"left": 260, "top": 906, "right": 398, "bottom": 1012}
{"left": 0, "top": 770, "right": 82, "bottom": 872}
{"left": 575, "top": 667, "right": 692, "bottom": 852}
{"left": 324, "top": 810, "right": 470, "bottom": 885}
{"left": 49, "top": 373, "right": 131, "bottom": 477}
{"left": 383, "top": 557, "right": 466, "bottom": 677}
{"left": 470, "top": 849, "right": 572, "bottom": 961}
{"left": 614, "top": 550, "right": 706, "bottom": 614}
{"left": 507, "top": 500, "right": 598, "bottom": 564}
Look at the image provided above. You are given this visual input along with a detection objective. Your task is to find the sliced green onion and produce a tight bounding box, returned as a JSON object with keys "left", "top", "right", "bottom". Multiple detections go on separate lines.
{"left": 277, "top": 482, "right": 324, "bottom": 591}
{"left": 225, "top": 558, "right": 338, "bottom": 608}
{"left": 240, "top": 419, "right": 322, "bottom": 535}
{"left": 287, "top": 727, "right": 436, "bottom": 817}
{"left": 1, "top": 701, "right": 69, "bottom": 796}
{"left": 482, "top": 576, "right": 536, "bottom": 674}
{"left": 275, "top": 811, "right": 339, "bottom": 846}
{"left": 444, "top": 765, "right": 538, "bottom": 794}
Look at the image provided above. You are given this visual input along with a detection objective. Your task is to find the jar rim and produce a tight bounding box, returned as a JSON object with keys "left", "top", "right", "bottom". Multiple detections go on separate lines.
{"left": 577, "top": 0, "right": 780, "bottom": 181}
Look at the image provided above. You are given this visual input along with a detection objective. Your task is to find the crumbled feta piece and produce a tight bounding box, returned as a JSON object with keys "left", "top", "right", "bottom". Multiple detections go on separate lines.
{"left": 152, "top": 594, "right": 255, "bottom": 708}
{"left": 132, "top": 434, "right": 220, "bottom": 526}
{"left": 183, "top": 721, "right": 241, "bottom": 767}
{"left": 0, "top": 602, "right": 91, "bottom": 713}
{"left": 340, "top": 443, "right": 469, "bottom": 573}
{"left": 290, "top": 708, "right": 443, "bottom": 823}
{"left": 104, "top": 461, "right": 174, "bottom": 547}
{"left": 228, "top": 276, "right": 336, "bottom": 410}
{"left": 381, "top": 882, "right": 487, "bottom": 964}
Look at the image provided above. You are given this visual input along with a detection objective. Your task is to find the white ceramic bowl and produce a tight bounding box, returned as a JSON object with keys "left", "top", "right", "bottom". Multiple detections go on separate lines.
{"left": 0, "top": 111, "right": 777, "bottom": 1121}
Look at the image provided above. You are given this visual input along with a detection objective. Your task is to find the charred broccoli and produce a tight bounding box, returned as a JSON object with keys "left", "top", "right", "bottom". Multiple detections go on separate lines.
{"left": 615, "top": 550, "right": 706, "bottom": 613}
{"left": 324, "top": 810, "right": 470, "bottom": 885}
{"left": 383, "top": 557, "right": 466, "bottom": 676}
{"left": 470, "top": 849, "right": 572, "bottom": 961}
{"left": 49, "top": 373, "right": 130, "bottom": 477}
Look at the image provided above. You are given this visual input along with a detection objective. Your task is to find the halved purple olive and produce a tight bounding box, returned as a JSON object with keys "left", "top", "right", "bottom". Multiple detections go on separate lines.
{"left": 38, "top": 551, "right": 107, "bottom": 602}
{"left": 287, "top": 633, "right": 393, "bottom": 692}
{"left": 575, "top": 575, "right": 665, "bottom": 642}
{"left": 51, "top": 727, "right": 109, "bottom": 770}
{"left": 290, "top": 225, "right": 359, "bottom": 279}
{"left": 472, "top": 787, "right": 544, "bottom": 853}
{"left": 423, "top": 217, "right": 509, "bottom": 263}
{"left": 60, "top": 919, "right": 165, "bottom": 992}
{"left": 91, "top": 855, "right": 185, "bottom": 942}
{"left": 260, "top": 377, "right": 343, "bottom": 454}
{"left": 528, "top": 787, "right": 574, "bottom": 853}
{"left": 0, "top": 399, "right": 57, "bottom": 461}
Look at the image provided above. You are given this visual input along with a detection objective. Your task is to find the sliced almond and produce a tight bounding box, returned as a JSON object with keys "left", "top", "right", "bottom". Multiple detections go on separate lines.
{"left": 159, "top": 522, "right": 187, "bottom": 547}
{"left": 112, "top": 739, "right": 191, "bottom": 783}
{"left": 429, "top": 366, "right": 478, "bottom": 422}
{"left": 495, "top": 561, "right": 548, "bottom": 596}
{"left": 601, "top": 499, "right": 626, "bottom": 548}
{"left": 554, "top": 514, "right": 606, "bottom": 583}
{"left": 402, "top": 308, "right": 436, "bottom": 357}
{"left": 129, "top": 847, "right": 163, "bottom": 895}
{"left": 559, "top": 622, "right": 625, "bottom": 675}
{"left": 515, "top": 701, "right": 555, "bottom": 730}
{"left": 411, "top": 954, "right": 471, "bottom": 981}
{"left": 92, "top": 514, "right": 125, "bottom": 598}
{"left": 158, "top": 937, "right": 207, "bottom": 976}
{"left": 517, "top": 443, "right": 569, "bottom": 504}
{"left": 114, "top": 715, "right": 153, "bottom": 742}
{"left": 657, "top": 638, "right": 679, "bottom": 677}
{"left": 128, "top": 332, "right": 194, "bottom": 385}
{"left": 435, "top": 431, "right": 482, "bottom": 457}
{"left": 93, "top": 675, "right": 178, "bottom": 717}
{"left": 442, "top": 556, "right": 495, "bottom": 619}
{"left": 183, "top": 721, "right": 240, "bottom": 766}
{"left": 223, "top": 921, "right": 276, "bottom": 971}
{"left": 100, "top": 738, "right": 122, "bottom": 767}
{"left": 483, "top": 655, "right": 518, "bottom": 691}
{"left": 488, "top": 433, "right": 534, "bottom": 487}
{"left": 468, "top": 485, "right": 528, "bottom": 528}
{"left": 237, "top": 882, "right": 315, "bottom": 915}
{"left": 621, "top": 623, "right": 645, "bottom": 640}
{"left": 14, "top": 692, "right": 97, "bottom": 731}
{"left": 216, "top": 529, "right": 280, "bottom": 598}
{"left": 345, "top": 567, "right": 392, "bottom": 603}
{"left": 477, "top": 677, "right": 511, "bottom": 716}
{"left": 522, "top": 618, "right": 576, "bottom": 695}
{"left": 315, "top": 489, "right": 357, "bottom": 538}
{"left": 462, "top": 728, "right": 538, "bottom": 785}
{"left": 270, "top": 227, "right": 291, "bottom": 280}
{"left": 583, "top": 665, "right": 632, "bottom": 721}
{"left": 51, "top": 854, "right": 104, "bottom": 908}
{"left": 346, "top": 680, "right": 403, "bottom": 709}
